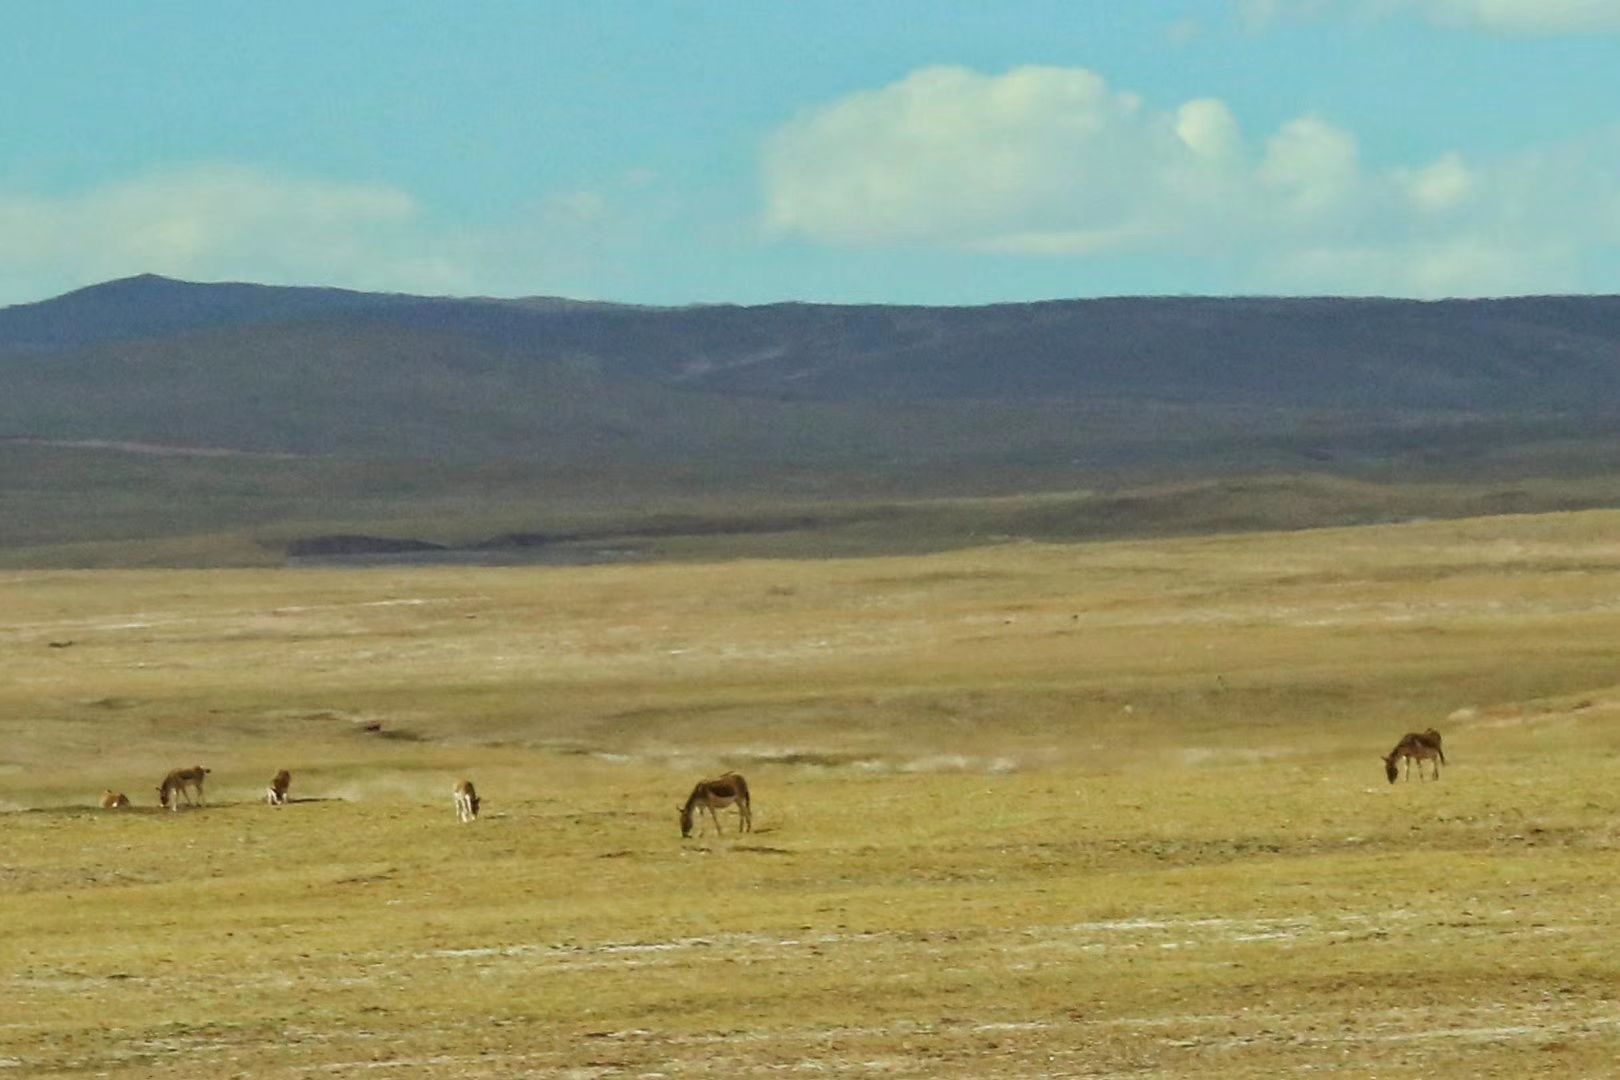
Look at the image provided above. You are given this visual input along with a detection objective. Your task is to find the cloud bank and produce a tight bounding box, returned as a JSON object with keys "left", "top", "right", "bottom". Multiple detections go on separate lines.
{"left": 5, "top": 62, "right": 1616, "bottom": 306}
{"left": 763, "top": 64, "right": 1620, "bottom": 296}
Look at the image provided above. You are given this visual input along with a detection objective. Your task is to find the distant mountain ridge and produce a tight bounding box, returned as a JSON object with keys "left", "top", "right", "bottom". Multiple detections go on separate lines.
{"left": 0, "top": 273, "right": 643, "bottom": 352}
{"left": 5, "top": 275, "right": 1620, "bottom": 565}
{"left": 6, "top": 276, "right": 1620, "bottom": 414}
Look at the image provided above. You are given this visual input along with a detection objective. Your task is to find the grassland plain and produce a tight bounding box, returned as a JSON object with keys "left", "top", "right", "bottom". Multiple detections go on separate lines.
{"left": 4, "top": 511, "right": 1620, "bottom": 1077}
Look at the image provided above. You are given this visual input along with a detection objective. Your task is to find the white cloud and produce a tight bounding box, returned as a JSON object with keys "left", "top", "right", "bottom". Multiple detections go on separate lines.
{"left": 764, "top": 66, "right": 1175, "bottom": 251}
{"left": 1242, "top": 0, "right": 1620, "bottom": 34}
{"left": 1174, "top": 99, "right": 1242, "bottom": 162}
{"left": 1257, "top": 116, "right": 1361, "bottom": 220}
{"left": 760, "top": 64, "right": 1620, "bottom": 296}
{"left": 1398, "top": 152, "right": 1476, "bottom": 213}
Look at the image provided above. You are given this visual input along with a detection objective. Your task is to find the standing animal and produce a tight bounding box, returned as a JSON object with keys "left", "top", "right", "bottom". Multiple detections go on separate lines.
{"left": 266, "top": 769, "right": 292, "bottom": 806}
{"left": 157, "top": 766, "right": 210, "bottom": 811}
{"left": 453, "top": 779, "right": 481, "bottom": 823}
{"left": 99, "top": 790, "right": 130, "bottom": 809}
{"left": 1383, "top": 728, "right": 1445, "bottom": 783}
{"left": 678, "top": 772, "right": 753, "bottom": 838}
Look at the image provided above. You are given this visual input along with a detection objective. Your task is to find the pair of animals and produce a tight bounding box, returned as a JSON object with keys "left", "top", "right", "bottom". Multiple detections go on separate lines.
{"left": 1383, "top": 728, "right": 1445, "bottom": 783}
{"left": 99, "top": 766, "right": 292, "bottom": 811}
{"left": 448, "top": 771, "right": 754, "bottom": 838}
{"left": 98, "top": 766, "right": 218, "bottom": 812}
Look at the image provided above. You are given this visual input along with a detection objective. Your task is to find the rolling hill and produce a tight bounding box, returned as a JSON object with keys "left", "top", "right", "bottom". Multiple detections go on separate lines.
{"left": 3, "top": 275, "right": 1619, "bottom": 565}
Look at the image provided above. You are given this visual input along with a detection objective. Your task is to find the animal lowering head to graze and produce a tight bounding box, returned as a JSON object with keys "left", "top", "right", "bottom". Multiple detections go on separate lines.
{"left": 99, "top": 790, "right": 130, "bottom": 809}
{"left": 678, "top": 772, "right": 753, "bottom": 838}
{"left": 266, "top": 769, "right": 292, "bottom": 806}
{"left": 157, "top": 766, "right": 210, "bottom": 811}
{"left": 1382, "top": 728, "right": 1445, "bottom": 784}
{"left": 453, "top": 778, "right": 481, "bottom": 823}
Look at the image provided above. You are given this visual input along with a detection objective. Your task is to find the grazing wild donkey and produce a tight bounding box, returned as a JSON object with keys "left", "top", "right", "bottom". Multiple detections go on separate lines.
{"left": 157, "top": 766, "right": 211, "bottom": 811}
{"left": 99, "top": 790, "right": 130, "bottom": 809}
{"left": 266, "top": 769, "right": 292, "bottom": 806}
{"left": 1383, "top": 728, "right": 1445, "bottom": 783}
{"left": 453, "top": 779, "right": 481, "bottom": 823}
{"left": 679, "top": 772, "right": 753, "bottom": 838}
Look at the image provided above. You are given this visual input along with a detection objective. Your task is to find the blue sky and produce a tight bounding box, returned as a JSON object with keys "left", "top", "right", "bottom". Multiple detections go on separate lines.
{"left": 4, "top": 0, "right": 1619, "bottom": 306}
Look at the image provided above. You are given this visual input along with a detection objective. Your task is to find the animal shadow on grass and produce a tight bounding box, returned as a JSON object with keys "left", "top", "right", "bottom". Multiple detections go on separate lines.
{"left": 686, "top": 819, "right": 791, "bottom": 856}
{"left": 191, "top": 796, "right": 350, "bottom": 810}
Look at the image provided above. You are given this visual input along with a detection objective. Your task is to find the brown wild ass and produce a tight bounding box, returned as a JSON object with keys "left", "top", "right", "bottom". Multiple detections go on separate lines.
{"left": 157, "top": 766, "right": 210, "bottom": 811}
{"left": 1383, "top": 728, "right": 1445, "bottom": 783}
{"left": 99, "top": 790, "right": 130, "bottom": 809}
{"left": 679, "top": 772, "right": 753, "bottom": 838}
{"left": 266, "top": 769, "right": 292, "bottom": 805}
{"left": 453, "top": 779, "right": 481, "bottom": 823}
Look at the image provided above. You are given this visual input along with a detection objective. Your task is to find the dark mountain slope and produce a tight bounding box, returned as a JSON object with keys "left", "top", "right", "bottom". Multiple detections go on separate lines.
{"left": 629, "top": 295, "right": 1620, "bottom": 409}
{"left": 6, "top": 279, "right": 1620, "bottom": 414}
{"left": 0, "top": 274, "right": 419, "bottom": 350}
{"left": 319, "top": 292, "right": 1620, "bottom": 410}
{"left": 5, "top": 276, "right": 1620, "bottom": 565}
{"left": 0, "top": 317, "right": 786, "bottom": 459}
{"left": 5, "top": 313, "right": 1345, "bottom": 474}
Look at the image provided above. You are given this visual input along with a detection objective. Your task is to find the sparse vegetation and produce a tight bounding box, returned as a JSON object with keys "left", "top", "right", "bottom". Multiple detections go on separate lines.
{"left": 5, "top": 511, "right": 1620, "bottom": 1075}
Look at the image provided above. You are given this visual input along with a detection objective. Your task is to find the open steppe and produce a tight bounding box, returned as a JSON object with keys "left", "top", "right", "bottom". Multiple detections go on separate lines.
{"left": 4, "top": 510, "right": 1620, "bottom": 1076}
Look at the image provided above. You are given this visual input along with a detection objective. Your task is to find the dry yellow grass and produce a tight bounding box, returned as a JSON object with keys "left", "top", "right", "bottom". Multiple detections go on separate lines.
{"left": 4, "top": 511, "right": 1620, "bottom": 1076}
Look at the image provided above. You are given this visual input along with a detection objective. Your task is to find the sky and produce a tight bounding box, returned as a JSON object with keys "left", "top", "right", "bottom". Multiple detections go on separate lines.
{"left": 3, "top": 0, "right": 1620, "bottom": 306}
